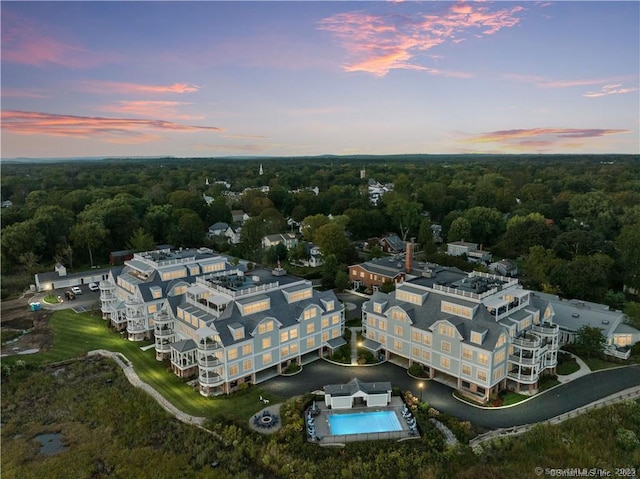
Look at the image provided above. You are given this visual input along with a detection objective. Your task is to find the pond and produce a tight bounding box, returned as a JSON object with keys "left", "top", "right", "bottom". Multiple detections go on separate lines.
{"left": 35, "top": 433, "right": 68, "bottom": 455}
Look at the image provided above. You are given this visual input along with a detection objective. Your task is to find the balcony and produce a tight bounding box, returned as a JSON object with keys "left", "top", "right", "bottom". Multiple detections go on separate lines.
{"left": 511, "top": 334, "right": 542, "bottom": 349}
{"left": 155, "top": 339, "right": 172, "bottom": 352}
{"left": 542, "top": 356, "right": 558, "bottom": 369}
{"left": 111, "top": 315, "right": 127, "bottom": 325}
{"left": 509, "top": 354, "right": 537, "bottom": 366}
{"left": 127, "top": 321, "right": 147, "bottom": 333}
{"left": 155, "top": 325, "right": 173, "bottom": 337}
{"left": 198, "top": 340, "right": 221, "bottom": 352}
{"left": 605, "top": 347, "right": 631, "bottom": 360}
{"left": 154, "top": 313, "right": 172, "bottom": 325}
{"left": 532, "top": 323, "right": 558, "bottom": 334}
{"left": 508, "top": 370, "right": 539, "bottom": 384}
{"left": 198, "top": 355, "right": 221, "bottom": 368}
{"left": 199, "top": 373, "right": 224, "bottom": 387}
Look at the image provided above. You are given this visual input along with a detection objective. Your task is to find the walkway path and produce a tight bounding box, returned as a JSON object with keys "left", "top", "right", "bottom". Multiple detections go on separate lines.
{"left": 349, "top": 327, "right": 361, "bottom": 365}
{"left": 557, "top": 352, "right": 590, "bottom": 384}
{"left": 88, "top": 350, "right": 211, "bottom": 430}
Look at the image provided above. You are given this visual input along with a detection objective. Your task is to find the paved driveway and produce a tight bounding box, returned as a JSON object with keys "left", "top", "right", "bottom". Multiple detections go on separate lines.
{"left": 260, "top": 360, "right": 640, "bottom": 429}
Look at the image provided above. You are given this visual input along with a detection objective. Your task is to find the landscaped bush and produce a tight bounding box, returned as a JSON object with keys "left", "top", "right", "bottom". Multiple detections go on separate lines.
{"left": 329, "top": 344, "right": 351, "bottom": 363}
{"left": 408, "top": 363, "right": 428, "bottom": 378}
{"left": 284, "top": 361, "right": 300, "bottom": 374}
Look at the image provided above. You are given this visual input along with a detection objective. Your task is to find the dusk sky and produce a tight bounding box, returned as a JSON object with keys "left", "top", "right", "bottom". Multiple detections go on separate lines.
{"left": 1, "top": 1, "right": 638, "bottom": 158}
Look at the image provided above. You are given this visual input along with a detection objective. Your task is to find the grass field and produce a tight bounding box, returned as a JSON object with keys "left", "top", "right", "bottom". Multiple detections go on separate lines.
{"left": 6, "top": 309, "right": 283, "bottom": 421}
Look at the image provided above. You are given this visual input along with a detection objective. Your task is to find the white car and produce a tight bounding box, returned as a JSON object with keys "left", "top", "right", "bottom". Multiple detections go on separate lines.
{"left": 88, "top": 283, "right": 99, "bottom": 292}
{"left": 71, "top": 286, "right": 82, "bottom": 295}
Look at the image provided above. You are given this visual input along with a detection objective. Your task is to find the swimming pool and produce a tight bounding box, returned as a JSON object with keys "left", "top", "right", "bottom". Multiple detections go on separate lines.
{"left": 328, "top": 411, "right": 402, "bottom": 435}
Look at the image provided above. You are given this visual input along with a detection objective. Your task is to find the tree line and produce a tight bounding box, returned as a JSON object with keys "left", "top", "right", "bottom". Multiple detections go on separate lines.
{"left": 1, "top": 155, "right": 639, "bottom": 319}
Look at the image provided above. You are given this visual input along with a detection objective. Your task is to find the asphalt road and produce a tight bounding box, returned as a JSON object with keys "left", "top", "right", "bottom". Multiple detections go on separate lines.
{"left": 260, "top": 360, "right": 640, "bottom": 429}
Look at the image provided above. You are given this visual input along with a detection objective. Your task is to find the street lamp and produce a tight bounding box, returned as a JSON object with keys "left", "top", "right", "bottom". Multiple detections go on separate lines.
{"left": 418, "top": 382, "right": 424, "bottom": 403}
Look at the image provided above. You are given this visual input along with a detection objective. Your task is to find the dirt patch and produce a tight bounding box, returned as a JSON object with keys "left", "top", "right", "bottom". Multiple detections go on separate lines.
{"left": 1, "top": 298, "right": 53, "bottom": 356}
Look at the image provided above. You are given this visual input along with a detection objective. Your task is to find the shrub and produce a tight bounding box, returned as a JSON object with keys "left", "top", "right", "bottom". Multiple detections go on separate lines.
{"left": 408, "top": 363, "right": 428, "bottom": 378}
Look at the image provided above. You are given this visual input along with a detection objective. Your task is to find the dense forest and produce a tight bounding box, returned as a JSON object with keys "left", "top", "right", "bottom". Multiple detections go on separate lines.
{"left": 2, "top": 154, "right": 639, "bottom": 319}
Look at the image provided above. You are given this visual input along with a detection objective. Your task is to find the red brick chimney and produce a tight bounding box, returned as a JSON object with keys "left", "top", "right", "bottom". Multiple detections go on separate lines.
{"left": 405, "top": 242, "right": 413, "bottom": 273}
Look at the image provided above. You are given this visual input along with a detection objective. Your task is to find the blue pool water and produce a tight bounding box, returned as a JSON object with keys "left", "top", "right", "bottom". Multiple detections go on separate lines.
{"left": 328, "top": 411, "right": 402, "bottom": 435}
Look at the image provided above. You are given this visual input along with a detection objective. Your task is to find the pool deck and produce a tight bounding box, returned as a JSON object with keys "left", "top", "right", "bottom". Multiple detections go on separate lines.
{"left": 307, "top": 397, "right": 420, "bottom": 445}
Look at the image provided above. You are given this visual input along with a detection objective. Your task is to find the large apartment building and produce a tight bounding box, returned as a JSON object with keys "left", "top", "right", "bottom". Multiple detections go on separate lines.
{"left": 362, "top": 269, "right": 560, "bottom": 401}
{"left": 100, "top": 247, "right": 345, "bottom": 396}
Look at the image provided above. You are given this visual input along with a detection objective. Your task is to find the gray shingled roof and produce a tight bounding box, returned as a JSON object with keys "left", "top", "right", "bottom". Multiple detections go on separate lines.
{"left": 324, "top": 378, "right": 391, "bottom": 397}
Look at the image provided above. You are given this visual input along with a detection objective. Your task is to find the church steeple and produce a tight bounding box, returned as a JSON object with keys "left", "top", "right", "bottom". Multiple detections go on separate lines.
{"left": 259, "top": 164, "right": 263, "bottom": 175}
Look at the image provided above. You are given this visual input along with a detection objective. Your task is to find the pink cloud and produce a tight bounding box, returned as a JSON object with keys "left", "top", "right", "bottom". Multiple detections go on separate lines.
{"left": 465, "top": 128, "right": 630, "bottom": 151}
{"left": 81, "top": 81, "right": 199, "bottom": 95}
{"left": 1, "top": 10, "right": 119, "bottom": 68}
{"left": 503, "top": 73, "right": 635, "bottom": 89}
{"left": 1, "top": 110, "right": 224, "bottom": 143}
{"left": 0, "top": 88, "right": 48, "bottom": 99}
{"left": 318, "top": 3, "right": 524, "bottom": 76}
{"left": 97, "top": 100, "right": 204, "bottom": 120}
{"left": 583, "top": 84, "right": 638, "bottom": 98}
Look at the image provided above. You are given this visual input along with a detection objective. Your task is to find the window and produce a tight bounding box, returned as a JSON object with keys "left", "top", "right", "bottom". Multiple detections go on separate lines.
{"left": 412, "top": 346, "right": 420, "bottom": 357}
{"left": 303, "top": 308, "right": 317, "bottom": 320}
{"left": 288, "top": 289, "right": 312, "bottom": 302}
{"left": 496, "top": 334, "right": 506, "bottom": 348}
{"left": 242, "top": 299, "right": 270, "bottom": 316}
{"left": 360, "top": 271, "right": 365, "bottom": 278}
{"left": 394, "top": 325, "right": 404, "bottom": 336}
{"left": 373, "top": 303, "right": 382, "bottom": 313}
{"left": 229, "top": 364, "right": 239, "bottom": 376}
{"left": 322, "top": 318, "right": 329, "bottom": 328}
{"left": 438, "top": 324, "right": 456, "bottom": 337}
{"left": 462, "top": 347, "right": 473, "bottom": 360}
{"left": 493, "top": 365, "right": 504, "bottom": 381}
{"left": 368, "top": 316, "right": 376, "bottom": 326}
{"left": 258, "top": 320, "right": 274, "bottom": 334}
{"left": 262, "top": 338, "right": 271, "bottom": 349}
{"left": 441, "top": 301, "right": 472, "bottom": 318}
{"left": 615, "top": 334, "right": 632, "bottom": 347}
{"left": 306, "top": 323, "right": 315, "bottom": 334}
{"left": 477, "top": 370, "right": 487, "bottom": 381}
{"left": 242, "top": 344, "right": 252, "bottom": 355}
{"left": 412, "top": 331, "right": 421, "bottom": 342}
{"left": 281, "top": 346, "right": 289, "bottom": 356}
{"left": 378, "top": 319, "right": 387, "bottom": 331}
{"left": 322, "top": 332, "right": 329, "bottom": 342}
{"left": 280, "top": 331, "right": 289, "bottom": 342}
{"left": 227, "top": 348, "right": 238, "bottom": 360}
{"left": 392, "top": 310, "right": 406, "bottom": 322}
{"left": 462, "top": 364, "right": 471, "bottom": 376}
{"left": 422, "top": 350, "right": 430, "bottom": 361}
{"left": 148, "top": 304, "right": 157, "bottom": 314}
{"left": 494, "top": 350, "right": 506, "bottom": 363}
{"left": 263, "top": 352, "right": 272, "bottom": 364}
{"left": 290, "top": 328, "right": 298, "bottom": 339}
{"left": 325, "top": 300, "right": 334, "bottom": 311}
{"left": 441, "top": 341, "right": 451, "bottom": 353}
{"left": 423, "top": 334, "right": 431, "bottom": 346}
{"left": 290, "top": 343, "right": 298, "bottom": 354}
{"left": 379, "top": 335, "right": 386, "bottom": 345}
{"left": 396, "top": 290, "right": 422, "bottom": 305}
{"left": 332, "top": 329, "right": 339, "bottom": 338}
{"left": 394, "top": 340, "right": 402, "bottom": 350}
{"left": 440, "top": 357, "right": 450, "bottom": 369}
{"left": 234, "top": 329, "right": 244, "bottom": 340}
{"left": 478, "top": 353, "right": 488, "bottom": 366}
{"left": 306, "top": 337, "right": 315, "bottom": 348}
{"left": 332, "top": 314, "right": 340, "bottom": 325}
{"left": 471, "top": 331, "right": 483, "bottom": 345}
{"left": 243, "top": 359, "right": 253, "bottom": 371}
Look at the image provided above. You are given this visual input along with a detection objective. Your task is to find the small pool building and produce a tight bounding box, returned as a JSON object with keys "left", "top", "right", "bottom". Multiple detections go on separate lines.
{"left": 323, "top": 378, "right": 392, "bottom": 409}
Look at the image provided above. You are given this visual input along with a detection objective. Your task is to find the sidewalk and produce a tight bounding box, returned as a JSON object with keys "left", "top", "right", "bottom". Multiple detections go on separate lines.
{"left": 557, "top": 352, "right": 591, "bottom": 384}
{"left": 350, "top": 327, "right": 361, "bottom": 365}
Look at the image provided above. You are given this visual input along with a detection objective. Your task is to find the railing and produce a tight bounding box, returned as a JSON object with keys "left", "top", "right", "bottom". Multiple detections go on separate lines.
{"left": 154, "top": 313, "right": 172, "bottom": 324}
{"left": 155, "top": 340, "right": 172, "bottom": 352}
{"left": 127, "top": 321, "right": 147, "bottom": 333}
{"left": 532, "top": 324, "right": 558, "bottom": 334}
{"left": 198, "top": 340, "right": 221, "bottom": 351}
{"left": 111, "top": 316, "right": 127, "bottom": 325}
{"left": 511, "top": 335, "right": 542, "bottom": 349}
{"left": 199, "top": 374, "right": 224, "bottom": 386}
{"left": 198, "top": 355, "right": 221, "bottom": 368}
{"left": 155, "top": 326, "right": 173, "bottom": 337}
{"left": 507, "top": 371, "right": 539, "bottom": 384}
{"left": 509, "top": 354, "right": 537, "bottom": 366}
{"left": 605, "top": 347, "right": 631, "bottom": 360}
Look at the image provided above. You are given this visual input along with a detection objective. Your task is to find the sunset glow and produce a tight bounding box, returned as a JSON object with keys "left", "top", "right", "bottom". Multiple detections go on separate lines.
{"left": 1, "top": 1, "right": 638, "bottom": 157}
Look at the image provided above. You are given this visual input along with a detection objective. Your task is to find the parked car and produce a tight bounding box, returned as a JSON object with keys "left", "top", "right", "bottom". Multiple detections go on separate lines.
{"left": 88, "top": 283, "right": 99, "bottom": 292}
{"left": 71, "top": 286, "right": 82, "bottom": 295}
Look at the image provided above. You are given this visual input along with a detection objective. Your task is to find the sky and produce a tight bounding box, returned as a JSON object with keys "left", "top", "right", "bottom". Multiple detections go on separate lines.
{"left": 1, "top": 1, "right": 638, "bottom": 158}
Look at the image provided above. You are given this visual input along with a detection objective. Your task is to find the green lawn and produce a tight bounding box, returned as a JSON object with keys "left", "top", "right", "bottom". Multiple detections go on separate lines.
{"left": 6, "top": 310, "right": 283, "bottom": 421}
{"left": 581, "top": 356, "right": 623, "bottom": 371}
{"left": 502, "top": 392, "right": 528, "bottom": 406}
{"left": 556, "top": 360, "right": 580, "bottom": 376}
